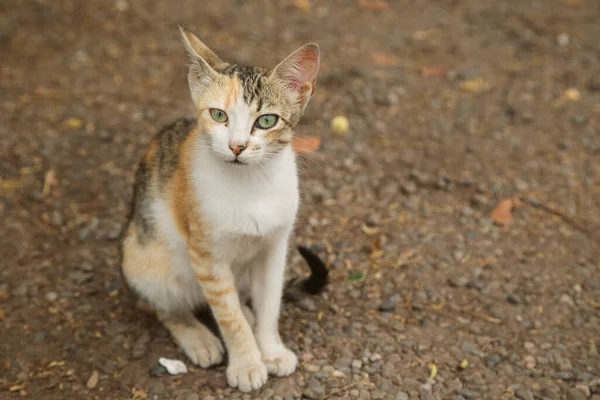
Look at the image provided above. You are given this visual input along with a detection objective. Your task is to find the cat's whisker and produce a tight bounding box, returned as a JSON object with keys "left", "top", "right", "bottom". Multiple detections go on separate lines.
{"left": 295, "top": 153, "right": 325, "bottom": 172}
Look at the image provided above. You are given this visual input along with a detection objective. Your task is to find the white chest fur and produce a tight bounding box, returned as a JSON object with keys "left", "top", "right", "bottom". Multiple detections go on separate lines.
{"left": 192, "top": 145, "right": 299, "bottom": 262}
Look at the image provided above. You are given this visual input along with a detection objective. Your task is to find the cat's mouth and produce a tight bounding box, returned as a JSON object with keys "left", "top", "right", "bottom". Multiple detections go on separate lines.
{"left": 227, "top": 159, "right": 246, "bottom": 166}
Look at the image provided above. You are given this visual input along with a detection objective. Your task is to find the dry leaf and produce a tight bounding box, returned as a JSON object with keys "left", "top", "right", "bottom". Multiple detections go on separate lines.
{"left": 421, "top": 65, "right": 448, "bottom": 78}
{"left": 63, "top": 117, "right": 84, "bottom": 129}
{"left": 371, "top": 52, "right": 401, "bottom": 67}
{"left": 461, "top": 78, "right": 492, "bottom": 93}
{"left": 41, "top": 169, "right": 57, "bottom": 197}
{"left": 358, "top": 0, "right": 389, "bottom": 12}
{"left": 411, "top": 29, "right": 441, "bottom": 41}
{"left": 47, "top": 361, "right": 66, "bottom": 368}
{"left": 292, "top": 136, "right": 321, "bottom": 154}
{"left": 293, "top": 0, "right": 311, "bottom": 11}
{"left": 563, "top": 88, "right": 581, "bottom": 101}
{"left": 428, "top": 363, "right": 438, "bottom": 380}
{"left": 132, "top": 388, "right": 148, "bottom": 400}
{"left": 361, "top": 224, "right": 379, "bottom": 236}
{"left": 86, "top": 370, "right": 99, "bottom": 389}
{"left": 491, "top": 199, "right": 515, "bottom": 225}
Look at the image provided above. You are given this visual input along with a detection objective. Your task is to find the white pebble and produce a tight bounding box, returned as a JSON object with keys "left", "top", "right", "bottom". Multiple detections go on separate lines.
{"left": 557, "top": 32, "right": 570, "bottom": 47}
{"left": 158, "top": 357, "right": 188, "bottom": 375}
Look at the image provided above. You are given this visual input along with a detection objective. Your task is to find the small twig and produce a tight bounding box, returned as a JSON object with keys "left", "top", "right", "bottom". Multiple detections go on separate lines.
{"left": 462, "top": 310, "right": 503, "bottom": 324}
{"left": 519, "top": 196, "right": 592, "bottom": 236}
{"left": 320, "top": 377, "right": 370, "bottom": 400}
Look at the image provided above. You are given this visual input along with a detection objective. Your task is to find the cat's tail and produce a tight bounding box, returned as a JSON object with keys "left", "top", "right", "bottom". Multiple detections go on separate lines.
{"left": 284, "top": 246, "right": 329, "bottom": 301}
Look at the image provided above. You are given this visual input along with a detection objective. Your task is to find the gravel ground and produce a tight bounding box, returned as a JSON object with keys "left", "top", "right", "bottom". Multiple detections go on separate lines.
{"left": 1, "top": 1, "right": 599, "bottom": 399}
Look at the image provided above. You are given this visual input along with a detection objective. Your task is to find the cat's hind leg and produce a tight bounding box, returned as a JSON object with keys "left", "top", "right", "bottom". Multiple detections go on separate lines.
{"left": 121, "top": 231, "right": 225, "bottom": 368}
{"left": 159, "top": 310, "right": 224, "bottom": 368}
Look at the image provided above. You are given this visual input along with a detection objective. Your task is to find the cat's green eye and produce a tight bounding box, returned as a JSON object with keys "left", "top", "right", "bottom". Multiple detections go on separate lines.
{"left": 210, "top": 109, "right": 228, "bottom": 123}
{"left": 255, "top": 114, "right": 279, "bottom": 129}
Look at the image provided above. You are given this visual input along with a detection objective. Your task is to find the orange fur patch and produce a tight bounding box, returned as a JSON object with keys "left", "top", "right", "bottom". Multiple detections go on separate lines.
{"left": 224, "top": 77, "right": 242, "bottom": 109}
{"left": 204, "top": 286, "right": 235, "bottom": 297}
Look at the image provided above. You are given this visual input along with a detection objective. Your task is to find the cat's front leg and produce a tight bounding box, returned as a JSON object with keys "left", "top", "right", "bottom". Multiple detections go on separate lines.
{"left": 189, "top": 247, "right": 267, "bottom": 392}
{"left": 250, "top": 228, "right": 298, "bottom": 377}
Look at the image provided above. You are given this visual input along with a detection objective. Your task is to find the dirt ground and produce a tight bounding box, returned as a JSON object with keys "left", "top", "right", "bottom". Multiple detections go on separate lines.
{"left": 1, "top": 0, "right": 600, "bottom": 399}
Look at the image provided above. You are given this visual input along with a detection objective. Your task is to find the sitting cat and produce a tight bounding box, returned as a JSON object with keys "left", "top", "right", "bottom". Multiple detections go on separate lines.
{"left": 120, "top": 24, "right": 326, "bottom": 393}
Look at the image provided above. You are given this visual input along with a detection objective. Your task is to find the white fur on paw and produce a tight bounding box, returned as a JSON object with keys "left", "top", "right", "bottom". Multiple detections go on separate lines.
{"left": 226, "top": 360, "right": 268, "bottom": 393}
{"left": 178, "top": 328, "right": 224, "bottom": 368}
{"left": 262, "top": 346, "right": 298, "bottom": 377}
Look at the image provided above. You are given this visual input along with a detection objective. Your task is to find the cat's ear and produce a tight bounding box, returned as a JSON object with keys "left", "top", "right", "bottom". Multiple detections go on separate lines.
{"left": 179, "top": 24, "right": 224, "bottom": 104}
{"left": 271, "top": 43, "right": 320, "bottom": 105}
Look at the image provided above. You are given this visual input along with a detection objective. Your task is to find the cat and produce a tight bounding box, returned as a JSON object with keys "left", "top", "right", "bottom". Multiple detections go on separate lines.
{"left": 120, "top": 24, "right": 326, "bottom": 393}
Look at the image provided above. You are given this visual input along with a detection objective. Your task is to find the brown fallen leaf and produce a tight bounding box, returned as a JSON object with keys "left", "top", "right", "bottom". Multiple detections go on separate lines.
{"left": 292, "top": 136, "right": 321, "bottom": 154}
{"left": 63, "top": 117, "right": 84, "bottom": 129}
{"left": 293, "top": 0, "right": 311, "bottom": 11}
{"left": 358, "top": 0, "right": 389, "bottom": 12}
{"left": 371, "top": 52, "right": 401, "bottom": 67}
{"left": 491, "top": 199, "right": 515, "bottom": 225}
{"left": 132, "top": 388, "right": 148, "bottom": 400}
{"left": 86, "top": 370, "right": 99, "bottom": 389}
{"left": 461, "top": 78, "right": 493, "bottom": 93}
{"left": 421, "top": 65, "right": 448, "bottom": 78}
{"left": 41, "top": 169, "right": 57, "bottom": 197}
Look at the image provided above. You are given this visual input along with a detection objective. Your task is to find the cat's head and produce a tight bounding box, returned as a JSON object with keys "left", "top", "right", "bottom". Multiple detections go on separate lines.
{"left": 180, "top": 25, "right": 319, "bottom": 166}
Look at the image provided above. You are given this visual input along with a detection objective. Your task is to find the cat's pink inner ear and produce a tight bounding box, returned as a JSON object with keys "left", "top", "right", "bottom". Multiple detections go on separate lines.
{"left": 275, "top": 44, "right": 320, "bottom": 94}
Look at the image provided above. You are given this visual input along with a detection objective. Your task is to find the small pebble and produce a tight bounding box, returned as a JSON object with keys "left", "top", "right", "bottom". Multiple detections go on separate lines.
{"left": 379, "top": 294, "right": 401, "bottom": 312}
{"left": 45, "top": 292, "right": 58, "bottom": 301}
{"left": 149, "top": 365, "right": 168, "bottom": 377}
{"left": 567, "top": 388, "right": 587, "bottom": 400}
{"left": 515, "top": 388, "right": 534, "bottom": 400}
{"left": 86, "top": 370, "right": 99, "bottom": 389}
{"left": 456, "top": 388, "right": 479, "bottom": 399}
{"left": 557, "top": 32, "right": 570, "bottom": 47}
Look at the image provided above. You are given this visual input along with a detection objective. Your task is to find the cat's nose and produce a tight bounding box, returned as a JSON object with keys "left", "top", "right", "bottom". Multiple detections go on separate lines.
{"left": 229, "top": 142, "right": 247, "bottom": 157}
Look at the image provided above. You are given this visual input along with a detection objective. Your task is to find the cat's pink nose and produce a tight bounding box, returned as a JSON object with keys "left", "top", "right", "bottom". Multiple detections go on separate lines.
{"left": 229, "top": 143, "right": 246, "bottom": 157}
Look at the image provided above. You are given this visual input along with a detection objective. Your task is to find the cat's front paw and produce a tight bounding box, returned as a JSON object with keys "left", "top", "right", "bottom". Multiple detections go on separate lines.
{"left": 226, "top": 359, "right": 268, "bottom": 393}
{"left": 262, "top": 346, "right": 298, "bottom": 377}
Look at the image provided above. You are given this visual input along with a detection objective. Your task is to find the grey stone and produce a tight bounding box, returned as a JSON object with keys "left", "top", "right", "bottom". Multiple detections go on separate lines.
{"left": 515, "top": 388, "right": 534, "bottom": 400}
{"left": 304, "top": 379, "right": 325, "bottom": 398}
{"left": 298, "top": 297, "right": 317, "bottom": 312}
{"left": 379, "top": 294, "right": 402, "bottom": 312}
{"left": 68, "top": 270, "right": 93, "bottom": 284}
{"left": 486, "top": 354, "right": 502, "bottom": 367}
{"left": 419, "top": 386, "right": 437, "bottom": 400}
{"left": 456, "top": 388, "right": 479, "bottom": 399}
{"left": 149, "top": 365, "right": 168, "bottom": 377}
{"left": 372, "top": 391, "right": 386, "bottom": 400}
{"left": 449, "top": 276, "right": 469, "bottom": 288}
{"left": 590, "top": 379, "right": 600, "bottom": 394}
{"left": 567, "top": 388, "right": 587, "bottom": 400}
{"left": 396, "top": 393, "right": 409, "bottom": 400}
{"left": 461, "top": 343, "right": 484, "bottom": 358}
{"left": 540, "top": 388, "right": 560, "bottom": 400}
{"left": 358, "top": 390, "right": 371, "bottom": 400}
